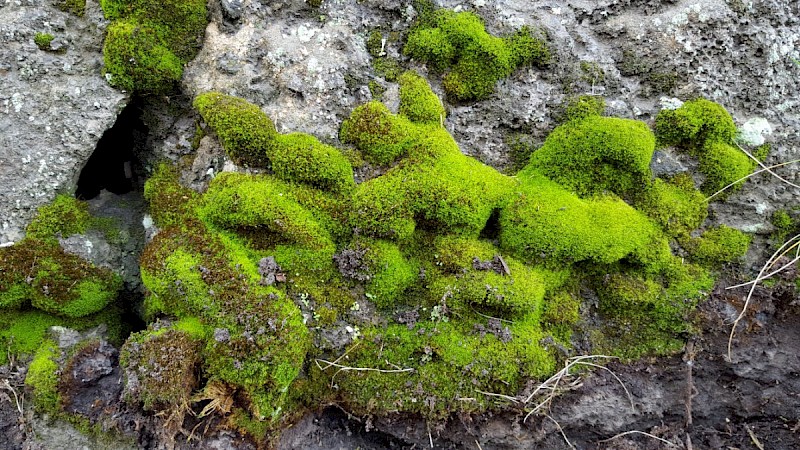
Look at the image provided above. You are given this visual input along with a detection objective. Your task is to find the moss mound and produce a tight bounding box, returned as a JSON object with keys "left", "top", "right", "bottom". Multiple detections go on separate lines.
{"left": 101, "top": 0, "right": 208, "bottom": 94}
{"left": 405, "top": 9, "right": 549, "bottom": 101}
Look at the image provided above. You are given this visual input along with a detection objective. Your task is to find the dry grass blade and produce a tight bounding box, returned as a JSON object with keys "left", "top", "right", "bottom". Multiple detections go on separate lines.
{"left": 725, "top": 244, "right": 800, "bottom": 290}
{"left": 0, "top": 379, "right": 23, "bottom": 414}
{"left": 544, "top": 413, "right": 576, "bottom": 449}
{"left": 598, "top": 430, "right": 678, "bottom": 447}
{"left": 728, "top": 234, "right": 800, "bottom": 360}
{"left": 705, "top": 158, "right": 800, "bottom": 202}
{"left": 192, "top": 381, "right": 234, "bottom": 418}
{"left": 315, "top": 358, "right": 414, "bottom": 387}
{"left": 736, "top": 143, "right": 800, "bottom": 190}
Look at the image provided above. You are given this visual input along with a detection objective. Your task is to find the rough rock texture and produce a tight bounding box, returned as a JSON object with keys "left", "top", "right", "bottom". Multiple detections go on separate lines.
{"left": 0, "top": 0, "right": 127, "bottom": 245}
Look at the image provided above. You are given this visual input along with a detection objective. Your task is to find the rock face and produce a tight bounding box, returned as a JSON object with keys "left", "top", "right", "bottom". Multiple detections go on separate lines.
{"left": 0, "top": 0, "right": 127, "bottom": 245}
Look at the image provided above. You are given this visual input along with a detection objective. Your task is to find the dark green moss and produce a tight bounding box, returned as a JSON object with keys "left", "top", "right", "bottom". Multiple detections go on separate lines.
{"left": 55, "top": 0, "right": 86, "bottom": 16}
{"left": 404, "top": 9, "right": 549, "bottom": 101}
{"left": 101, "top": 0, "right": 207, "bottom": 94}
{"left": 526, "top": 115, "right": 655, "bottom": 198}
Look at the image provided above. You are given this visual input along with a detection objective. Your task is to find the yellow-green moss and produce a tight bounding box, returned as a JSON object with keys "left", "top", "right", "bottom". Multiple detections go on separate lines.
{"left": 682, "top": 225, "right": 751, "bottom": 266}
{"left": 101, "top": 0, "right": 207, "bottom": 94}
{"left": 55, "top": 0, "right": 86, "bottom": 16}
{"left": 526, "top": 115, "right": 656, "bottom": 198}
{"left": 404, "top": 9, "right": 549, "bottom": 101}
{"left": 143, "top": 163, "right": 200, "bottom": 229}
{"left": 34, "top": 33, "right": 55, "bottom": 51}
{"left": 655, "top": 98, "right": 737, "bottom": 148}
{"left": 636, "top": 175, "right": 708, "bottom": 238}
{"left": 398, "top": 71, "right": 445, "bottom": 124}
{"left": 697, "top": 141, "right": 755, "bottom": 196}
{"left": 26, "top": 340, "right": 61, "bottom": 414}
{"left": 499, "top": 172, "right": 660, "bottom": 264}
{"left": 562, "top": 95, "right": 605, "bottom": 122}
{"left": 340, "top": 101, "right": 423, "bottom": 165}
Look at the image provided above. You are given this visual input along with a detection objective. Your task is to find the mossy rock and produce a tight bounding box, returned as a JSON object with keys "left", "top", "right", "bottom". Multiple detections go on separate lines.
{"left": 681, "top": 225, "right": 751, "bottom": 266}
{"left": 398, "top": 71, "right": 445, "bottom": 124}
{"left": 340, "top": 101, "right": 423, "bottom": 165}
{"left": 636, "top": 174, "right": 708, "bottom": 238}
{"left": 655, "top": 98, "right": 737, "bottom": 149}
{"left": 26, "top": 340, "right": 61, "bottom": 414}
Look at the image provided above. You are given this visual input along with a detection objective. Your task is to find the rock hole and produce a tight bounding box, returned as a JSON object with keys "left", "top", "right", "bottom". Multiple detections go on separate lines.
{"left": 76, "top": 98, "right": 147, "bottom": 200}
{"left": 479, "top": 208, "right": 501, "bottom": 240}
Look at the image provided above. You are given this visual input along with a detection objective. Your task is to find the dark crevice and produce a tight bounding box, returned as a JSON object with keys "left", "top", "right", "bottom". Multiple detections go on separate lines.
{"left": 76, "top": 98, "right": 148, "bottom": 200}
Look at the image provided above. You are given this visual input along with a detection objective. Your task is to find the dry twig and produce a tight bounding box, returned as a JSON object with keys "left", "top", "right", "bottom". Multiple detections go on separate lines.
{"left": 597, "top": 430, "right": 678, "bottom": 447}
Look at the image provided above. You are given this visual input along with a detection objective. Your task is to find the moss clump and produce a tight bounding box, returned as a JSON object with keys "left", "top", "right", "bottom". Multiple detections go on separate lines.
{"left": 121, "top": 325, "right": 201, "bottom": 411}
{"left": 194, "top": 93, "right": 355, "bottom": 191}
{"left": 26, "top": 340, "right": 61, "bottom": 414}
{"left": 193, "top": 92, "right": 277, "bottom": 168}
{"left": 100, "top": 0, "right": 207, "bottom": 94}
{"left": 398, "top": 71, "right": 445, "bottom": 124}
{"left": 55, "top": 0, "right": 86, "bottom": 16}
{"left": 562, "top": 95, "right": 605, "bottom": 122}
{"left": 637, "top": 175, "right": 708, "bottom": 238}
{"left": 526, "top": 115, "right": 656, "bottom": 198}
{"left": 340, "top": 101, "right": 423, "bottom": 165}
{"left": 405, "top": 9, "right": 549, "bottom": 101}
{"left": 682, "top": 225, "right": 751, "bottom": 266}
{"left": 654, "top": 98, "right": 755, "bottom": 198}
{"left": 697, "top": 141, "right": 755, "bottom": 196}
{"left": 499, "top": 171, "right": 660, "bottom": 264}
{"left": 26, "top": 195, "right": 91, "bottom": 243}
{"left": 655, "top": 98, "right": 737, "bottom": 148}
{"left": 34, "top": 33, "right": 55, "bottom": 51}
{"left": 143, "top": 163, "right": 201, "bottom": 229}
{"left": 351, "top": 128, "right": 516, "bottom": 239}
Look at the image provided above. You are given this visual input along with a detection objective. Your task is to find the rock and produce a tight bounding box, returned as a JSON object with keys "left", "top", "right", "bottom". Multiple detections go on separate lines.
{"left": 220, "top": 0, "right": 244, "bottom": 20}
{"left": 650, "top": 149, "right": 688, "bottom": 177}
{"left": 0, "top": 0, "right": 127, "bottom": 243}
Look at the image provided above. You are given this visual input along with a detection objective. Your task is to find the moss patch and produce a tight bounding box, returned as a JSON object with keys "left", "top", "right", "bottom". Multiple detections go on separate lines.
{"left": 26, "top": 339, "right": 61, "bottom": 414}
{"left": 404, "top": 8, "right": 549, "bottom": 101}
{"left": 34, "top": 33, "right": 55, "bottom": 51}
{"left": 100, "top": 0, "right": 208, "bottom": 94}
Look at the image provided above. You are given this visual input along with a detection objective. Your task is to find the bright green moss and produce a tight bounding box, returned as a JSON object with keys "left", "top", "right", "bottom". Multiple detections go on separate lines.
{"left": 526, "top": 115, "right": 656, "bottom": 198}
{"left": 193, "top": 92, "right": 277, "bottom": 168}
{"left": 499, "top": 172, "right": 660, "bottom": 264}
{"left": 26, "top": 194, "right": 91, "bottom": 243}
{"left": 541, "top": 290, "right": 580, "bottom": 327}
{"left": 637, "top": 175, "right": 708, "bottom": 238}
{"left": 398, "top": 71, "right": 445, "bottom": 124}
{"left": 351, "top": 128, "right": 516, "bottom": 239}
{"left": 103, "top": 20, "right": 184, "bottom": 94}
{"left": 655, "top": 98, "right": 737, "bottom": 148}
{"left": 682, "top": 225, "right": 751, "bottom": 266}
{"left": 405, "top": 10, "right": 549, "bottom": 101}
{"left": 697, "top": 141, "right": 755, "bottom": 196}
{"left": 340, "top": 101, "right": 422, "bottom": 165}
{"left": 354, "top": 239, "right": 419, "bottom": 308}
{"left": 25, "top": 340, "right": 61, "bottom": 414}
{"left": 143, "top": 163, "right": 200, "bottom": 228}
{"left": 269, "top": 133, "right": 355, "bottom": 193}
{"left": 34, "top": 33, "right": 55, "bottom": 51}
{"left": 562, "top": 95, "right": 605, "bottom": 122}
{"left": 101, "top": 0, "right": 207, "bottom": 94}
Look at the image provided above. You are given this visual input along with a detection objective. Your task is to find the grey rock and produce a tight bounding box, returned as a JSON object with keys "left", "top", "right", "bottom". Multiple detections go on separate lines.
{"left": 650, "top": 149, "right": 688, "bottom": 177}
{"left": 0, "top": 0, "right": 127, "bottom": 244}
{"left": 220, "top": 0, "right": 244, "bottom": 20}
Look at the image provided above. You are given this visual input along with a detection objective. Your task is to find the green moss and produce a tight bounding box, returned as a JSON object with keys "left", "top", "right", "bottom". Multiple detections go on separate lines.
{"left": 143, "top": 163, "right": 200, "bottom": 228}
{"left": 499, "top": 171, "right": 660, "bottom": 264}
{"left": 352, "top": 238, "right": 418, "bottom": 308}
{"left": 404, "top": 10, "right": 549, "bottom": 101}
{"left": 269, "top": 133, "right": 355, "bottom": 193}
{"left": 398, "top": 71, "right": 445, "bottom": 124}
{"left": 351, "top": 128, "right": 516, "bottom": 239}
{"left": 682, "top": 225, "right": 751, "bottom": 266}
{"left": 373, "top": 57, "right": 403, "bottom": 82}
{"left": 562, "top": 95, "right": 605, "bottom": 122}
{"left": 579, "top": 61, "right": 605, "bottom": 85}
{"left": 697, "top": 141, "right": 755, "bottom": 196}
{"left": 34, "top": 33, "right": 55, "bottom": 51}
{"left": 366, "top": 30, "right": 384, "bottom": 58}
{"left": 55, "top": 0, "right": 86, "bottom": 16}
{"left": 101, "top": 0, "right": 207, "bottom": 94}
{"left": 193, "top": 92, "right": 277, "bottom": 168}
{"left": 26, "top": 195, "right": 91, "bottom": 243}
{"left": 526, "top": 115, "right": 655, "bottom": 198}
{"left": 340, "top": 101, "right": 422, "bottom": 165}
{"left": 26, "top": 340, "right": 61, "bottom": 414}
{"left": 637, "top": 175, "right": 708, "bottom": 238}
{"left": 654, "top": 98, "right": 737, "bottom": 149}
